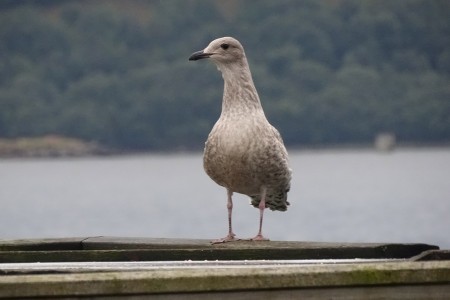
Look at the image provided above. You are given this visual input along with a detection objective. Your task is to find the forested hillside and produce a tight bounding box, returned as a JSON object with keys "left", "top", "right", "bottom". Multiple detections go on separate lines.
{"left": 1, "top": 0, "right": 449, "bottom": 151}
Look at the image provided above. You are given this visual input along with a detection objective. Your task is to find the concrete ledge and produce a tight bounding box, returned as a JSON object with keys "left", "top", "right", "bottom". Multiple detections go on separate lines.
{"left": 0, "top": 237, "right": 439, "bottom": 263}
{"left": 413, "top": 250, "right": 450, "bottom": 261}
{"left": 0, "top": 237, "right": 86, "bottom": 251}
{"left": 0, "top": 261, "right": 449, "bottom": 298}
{"left": 0, "top": 237, "right": 447, "bottom": 299}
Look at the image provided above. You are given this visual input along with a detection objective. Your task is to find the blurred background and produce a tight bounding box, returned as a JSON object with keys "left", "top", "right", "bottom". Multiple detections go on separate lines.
{"left": 0, "top": 0, "right": 449, "bottom": 248}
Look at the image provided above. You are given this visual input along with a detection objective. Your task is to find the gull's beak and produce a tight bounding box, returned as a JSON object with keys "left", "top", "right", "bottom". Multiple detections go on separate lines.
{"left": 189, "top": 50, "right": 213, "bottom": 61}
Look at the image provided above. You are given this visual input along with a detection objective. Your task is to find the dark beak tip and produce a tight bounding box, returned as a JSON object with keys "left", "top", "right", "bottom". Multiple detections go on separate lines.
{"left": 188, "top": 54, "right": 199, "bottom": 61}
{"left": 189, "top": 50, "right": 210, "bottom": 61}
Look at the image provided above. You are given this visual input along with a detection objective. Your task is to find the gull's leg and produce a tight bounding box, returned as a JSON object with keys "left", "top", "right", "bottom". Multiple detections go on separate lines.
{"left": 212, "top": 189, "right": 238, "bottom": 244}
{"left": 251, "top": 186, "right": 269, "bottom": 241}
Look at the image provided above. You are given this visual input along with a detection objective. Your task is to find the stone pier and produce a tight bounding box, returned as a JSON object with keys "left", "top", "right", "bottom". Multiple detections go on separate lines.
{"left": 0, "top": 237, "right": 449, "bottom": 299}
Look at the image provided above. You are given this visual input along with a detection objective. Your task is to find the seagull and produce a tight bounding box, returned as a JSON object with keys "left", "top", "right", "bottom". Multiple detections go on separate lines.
{"left": 189, "top": 37, "right": 292, "bottom": 243}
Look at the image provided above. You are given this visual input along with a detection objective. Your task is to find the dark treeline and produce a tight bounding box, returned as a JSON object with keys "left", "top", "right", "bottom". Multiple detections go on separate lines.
{"left": 0, "top": 0, "right": 449, "bottom": 150}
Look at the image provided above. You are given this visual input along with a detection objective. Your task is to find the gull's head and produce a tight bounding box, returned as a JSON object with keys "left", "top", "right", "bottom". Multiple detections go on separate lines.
{"left": 189, "top": 37, "right": 246, "bottom": 65}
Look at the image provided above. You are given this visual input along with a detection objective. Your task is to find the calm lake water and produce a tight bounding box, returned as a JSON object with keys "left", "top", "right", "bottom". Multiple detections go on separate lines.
{"left": 1, "top": 148, "right": 449, "bottom": 248}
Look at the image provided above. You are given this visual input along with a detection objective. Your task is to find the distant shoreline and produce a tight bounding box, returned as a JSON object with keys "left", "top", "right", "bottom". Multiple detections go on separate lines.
{"left": 0, "top": 135, "right": 112, "bottom": 158}
{"left": 0, "top": 135, "right": 449, "bottom": 159}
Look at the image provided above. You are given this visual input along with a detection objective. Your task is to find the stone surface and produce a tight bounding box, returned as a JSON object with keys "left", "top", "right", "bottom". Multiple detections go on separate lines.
{"left": 0, "top": 261, "right": 449, "bottom": 298}
{"left": 0, "top": 237, "right": 447, "bottom": 298}
{"left": 0, "top": 237, "right": 439, "bottom": 263}
{"left": 0, "top": 237, "right": 87, "bottom": 251}
{"left": 413, "top": 250, "right": 450, "bottom": 261}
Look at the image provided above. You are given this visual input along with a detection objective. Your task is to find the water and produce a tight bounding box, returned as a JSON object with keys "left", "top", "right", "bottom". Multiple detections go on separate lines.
{"left": 1, "top": 148, "right": 449, "bottom": 248}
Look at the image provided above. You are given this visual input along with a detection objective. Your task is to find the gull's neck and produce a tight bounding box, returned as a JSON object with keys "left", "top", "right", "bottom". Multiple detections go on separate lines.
{"left": 217, "top": 59, "right": 265, "bottom": 118}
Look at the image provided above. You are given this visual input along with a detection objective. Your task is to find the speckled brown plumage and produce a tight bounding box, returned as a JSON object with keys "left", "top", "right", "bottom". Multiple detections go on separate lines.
{"left": 189, "top": 37, "right": 292, "bottom": 243}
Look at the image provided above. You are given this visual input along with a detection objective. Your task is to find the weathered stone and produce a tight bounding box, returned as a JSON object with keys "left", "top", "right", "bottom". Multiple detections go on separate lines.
{"left": 0, "top": 237, "right": 447, "bottom": 298}
{"left": 0, "top": 237, "right": 87, "bottom": 251}
{"left": 413, "top": 250, "right": 450, "bottom": 261}
{"left": 0, "top": 237, "right": 439, "bottom": 264}
{"left": 0, "top": 261, "right": 449, "bottom": 298}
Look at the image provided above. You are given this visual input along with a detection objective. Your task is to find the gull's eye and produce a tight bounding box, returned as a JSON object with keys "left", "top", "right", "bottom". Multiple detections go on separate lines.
{"left": 220, "top": 43, "right": 229, "bottom": 50}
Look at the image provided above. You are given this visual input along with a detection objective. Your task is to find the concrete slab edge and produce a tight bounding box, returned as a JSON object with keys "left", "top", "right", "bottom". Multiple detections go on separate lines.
{"left": 0, "top": 261, "right": 449, "bottom": 298}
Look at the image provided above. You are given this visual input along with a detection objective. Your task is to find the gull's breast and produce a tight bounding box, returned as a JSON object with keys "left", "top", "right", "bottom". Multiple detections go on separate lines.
{"left": 203, "top": 116, "right": 288, "bottom": 196}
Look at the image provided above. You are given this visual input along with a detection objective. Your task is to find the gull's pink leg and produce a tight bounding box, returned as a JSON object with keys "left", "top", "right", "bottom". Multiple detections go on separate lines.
{"left": 251, "top": 186, "right": 269, "bottom": 241}
{"left": 212, "top": 189, "right": 238, "bottom": 244}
